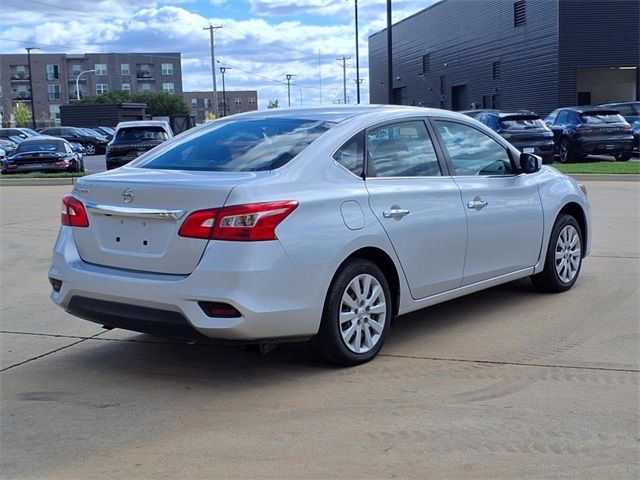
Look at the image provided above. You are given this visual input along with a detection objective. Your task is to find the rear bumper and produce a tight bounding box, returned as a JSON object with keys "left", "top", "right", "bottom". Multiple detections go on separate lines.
{"left": 49, "top": 227, "right": 334, "bottom": 341}
{"left": 573, "top": 138, "right": 634, "bottom": 156}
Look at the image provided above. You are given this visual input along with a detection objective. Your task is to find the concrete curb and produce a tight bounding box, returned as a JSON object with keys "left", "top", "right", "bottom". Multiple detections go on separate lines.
{"left": 0, "top": 177, "right": 79, "bottom": 186}
{"left": 0, "top": 174, "right": 637, "bottom": 187}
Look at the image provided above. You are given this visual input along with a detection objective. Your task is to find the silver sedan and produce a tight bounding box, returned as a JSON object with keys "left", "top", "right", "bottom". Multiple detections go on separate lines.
{"left": 49, "top": 106, "right": 590, "bottom": 365}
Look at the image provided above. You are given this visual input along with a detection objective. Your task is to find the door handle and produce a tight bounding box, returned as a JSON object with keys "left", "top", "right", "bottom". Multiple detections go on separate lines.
{"left": 383, "top": 208, "right": 410, "bottom": 219}
{"left": 467, "top": 197, "right": 488, "bottom": 211}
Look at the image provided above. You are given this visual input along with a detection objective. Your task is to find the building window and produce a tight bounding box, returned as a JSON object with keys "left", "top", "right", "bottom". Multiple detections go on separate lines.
{"left": 47, "top": 84, "right": 61, "bottom": 101}
{"left": 121, "top": 63, "right": 130, "bottom": 75}
{"left": 139, "top": 83, "right": 152, "bottom": 93}
{"left": 70, "top": 64, "right": 82, "bottom": 78}
{"left": 96, "top": 84, "right": 109, "bottom": 95}
{"left": 162, "top": 82, "right": 175, "bottom": 94}
{"left": 122, "top": 83, "right": 131, "bottom": 92}
{"left": 161, "top": 63, "right": 174, "bottom": 75}
{"left": 0, "top": 86, "right": 3, "bottom": 98}
{"left": 235, "top": 97, "right": 242, "bottom": 106}
{"left": 492, "top": 61, "right": 500, "bottom": 79}
{"left": 138, "top": 64, "right": 152, "bottom": 78}
{"left": 46, "top": 64, "right": 59, "bottom": 81}
{"left": 248, "top": 97, "right": 256, "bottom": 105}
{"left": 421, "top": 54, "right": 430, "bottom": 74}
{"left": 191, "top": 98, "right": 197, "bottom": 107}
{"left": 95, "top": 64, "right": 107, "bottom": 75}
{"left": 514, "top": 0, "right": 526, "bottom": 27}
{"left": 49, "top": 105, "right": 61, "bottom": 124}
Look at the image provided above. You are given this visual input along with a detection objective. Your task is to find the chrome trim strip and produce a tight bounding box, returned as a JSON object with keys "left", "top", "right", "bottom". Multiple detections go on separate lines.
{"left": 85, "top": 202, "right": 187, "bottom": 221}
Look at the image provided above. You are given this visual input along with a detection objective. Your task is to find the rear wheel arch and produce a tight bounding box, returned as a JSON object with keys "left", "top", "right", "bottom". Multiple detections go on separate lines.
{"left": 334, "top": 247, "right": 401, "bottom": 319}
{"left": 557, "top": 202, "right": 587, "bottom": 257}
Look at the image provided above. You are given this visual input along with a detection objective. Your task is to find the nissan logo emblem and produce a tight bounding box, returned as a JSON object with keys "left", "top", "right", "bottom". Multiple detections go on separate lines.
{"left": 122, "top": 188, "right": 134, "bottom": 203}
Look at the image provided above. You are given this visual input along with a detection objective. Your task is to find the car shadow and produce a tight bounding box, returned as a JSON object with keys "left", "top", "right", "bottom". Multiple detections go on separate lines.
{"left": 52, "top": 278, "right": 542, "bottom": 382}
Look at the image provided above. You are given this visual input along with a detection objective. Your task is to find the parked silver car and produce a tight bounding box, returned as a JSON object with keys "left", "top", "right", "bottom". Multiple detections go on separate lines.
{"left": 49, "top": 106, "right": 590, "bottom": 365}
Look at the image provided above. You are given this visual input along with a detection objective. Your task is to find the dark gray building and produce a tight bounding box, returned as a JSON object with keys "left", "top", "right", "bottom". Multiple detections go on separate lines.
{"left": 368, "top": 0, "right": 640, "bottom": 114}
{"left": 0, "top": 52, "right": 183, "bottom": 127}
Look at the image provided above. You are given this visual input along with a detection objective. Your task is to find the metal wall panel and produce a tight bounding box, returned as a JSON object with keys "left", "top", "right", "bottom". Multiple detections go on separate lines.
{"left": 558, "top": 0, "right": 640, "bottom": 107}
{"left": 369, "top": 0, "right": 561, "bottom": 114}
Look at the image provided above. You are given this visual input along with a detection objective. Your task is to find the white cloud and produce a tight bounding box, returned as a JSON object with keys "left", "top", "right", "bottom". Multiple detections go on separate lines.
{"left": 0, "top": 1, "right": 440, "bottom": 109}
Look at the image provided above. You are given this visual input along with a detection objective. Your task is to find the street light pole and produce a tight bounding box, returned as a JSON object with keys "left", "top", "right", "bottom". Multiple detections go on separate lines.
{"left": 386, "top": 0, "right": 393, "bottom": 105}
{"left": 219, "top": 66, "right": 231, "bottom": 117}
{"left": 337, "top": 57, "right": 351, "bottom": 104}
{"left": 204, "top": 24, "right": 223, "bottom": 118}
{"left": 25, "top": 47, "right": 38, "bottom": 129}
{"left": 75, "top": 69, "right": 96, "bottom": 102}
{"left": 354, "top": 0, "right": 361, "bottom": 104}
{"left": 285, "top": 74, "right": 296, "bottom": 107}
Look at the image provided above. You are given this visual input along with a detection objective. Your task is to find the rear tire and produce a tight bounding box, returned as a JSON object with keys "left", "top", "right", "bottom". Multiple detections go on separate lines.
{"left": 84, "top": 143, "right": 96, "bottom": 155}
{"left": 614, "top": 152, "right": 632, "bottom": 162}
{"left": 531, "top": 214, "right": 583, "bottom": 293}
{"left": 312, "top": 259, "right": 392, "bottom": 366}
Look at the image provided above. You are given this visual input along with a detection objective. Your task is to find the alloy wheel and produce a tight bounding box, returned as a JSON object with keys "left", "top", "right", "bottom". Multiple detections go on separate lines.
{"left": 554, "top": 225, "right": 581, "bottom": 283}
{"left": 85, "top": 143, "right": 96, "bottom": 155}
{"left": 339, "top": 274, "right": 387, "bottom": 354}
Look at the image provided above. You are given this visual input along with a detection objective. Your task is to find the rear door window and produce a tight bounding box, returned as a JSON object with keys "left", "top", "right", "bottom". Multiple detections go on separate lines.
{"left": 366, "top": 121, "right": 441, "bottom": 177}
{"left": 134, "top": 118, "right": 333, "bottom": 172}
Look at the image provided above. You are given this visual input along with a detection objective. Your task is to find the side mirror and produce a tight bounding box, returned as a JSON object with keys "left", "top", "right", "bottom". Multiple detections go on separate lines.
{"left": 520, "top": 152, "right": 542, "bottom": 174}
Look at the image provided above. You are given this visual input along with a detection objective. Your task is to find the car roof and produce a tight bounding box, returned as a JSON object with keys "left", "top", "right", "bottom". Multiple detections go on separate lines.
{"left": 222, "top": 104, "right": 472, "bottom": 124}
{"left": 599, "top": 101, "right": 640, "bottom": 107}
{"left": 19, "top": 135, "right": 67, "bottom": 143}
{"left": 116, "top": 120, "right": 170, "bottom": 128}
{"left": 555, "top": 106, "right": 621, "bottom": 114}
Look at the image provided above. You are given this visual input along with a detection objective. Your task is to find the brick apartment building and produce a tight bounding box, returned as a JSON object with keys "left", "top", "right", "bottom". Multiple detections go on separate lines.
{"left": 183, "top": 90, "right": 258, "bottom": 123}
{"left": 0, "top": 52, "right": 183, "bottom": 127}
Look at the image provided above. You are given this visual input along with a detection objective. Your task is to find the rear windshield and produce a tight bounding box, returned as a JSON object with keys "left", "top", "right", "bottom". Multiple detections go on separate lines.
{"left": 133, "top": 118, "right": 333, "bottom": 172}
{"left": 580, "top": 113, "right": 626, "bottom": 124}
{"left": 115, "top": 126, "right": 169, "bottom": 143}
{"left": 498, "top": 116, "right": 545, "bottom": 129}
{"left": 16, "top": 141, "right": 64, "bottom": 153}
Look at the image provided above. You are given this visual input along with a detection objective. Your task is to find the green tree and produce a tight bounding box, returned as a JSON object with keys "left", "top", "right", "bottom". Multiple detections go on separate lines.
{"left": 81, "top": 90, "right": 189, "bottom": 116}
{"left": 13, "top": 101, "right": 32, "bottom": 127}
{"left": 267, "top": 99, "right": 279, "bottom": 109}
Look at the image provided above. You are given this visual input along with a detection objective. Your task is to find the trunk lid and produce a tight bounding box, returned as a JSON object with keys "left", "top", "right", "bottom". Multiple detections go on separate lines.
{"left": 70, "top": 168, "right": 269, "bottom": 274}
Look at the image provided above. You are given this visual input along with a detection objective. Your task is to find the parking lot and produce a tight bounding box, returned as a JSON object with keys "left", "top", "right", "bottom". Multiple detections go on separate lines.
{"left": 0, "top": 180, "right": 638, "bottom": 479}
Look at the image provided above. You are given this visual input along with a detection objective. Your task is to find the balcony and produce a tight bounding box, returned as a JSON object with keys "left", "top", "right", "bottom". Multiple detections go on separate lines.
{"left": 10, "top": 73, "right": 30, "bottom": 82}
{"left": 68, "top": 73, "right": 87, "bottom": 81}
{"left": 136, "top": 70, "right": 155, "bottom": 80}
{"left": 12, "top": 93, "right": 32, "bottom": 100}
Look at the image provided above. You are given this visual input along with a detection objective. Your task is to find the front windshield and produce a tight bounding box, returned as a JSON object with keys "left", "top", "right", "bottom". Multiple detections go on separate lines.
{"left": 20, "top": 128, "right": 40, "bottom": 137}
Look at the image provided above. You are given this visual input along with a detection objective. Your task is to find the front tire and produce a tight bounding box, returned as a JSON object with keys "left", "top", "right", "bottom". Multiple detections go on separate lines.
{"left": 531, "top": 214, "right": 583, "bottom": 293}
{"left": 614, "top": 152, "right": 632, "bottom": 162}
{"left": 312, "top": 259, "right": 392, "bottom": 366}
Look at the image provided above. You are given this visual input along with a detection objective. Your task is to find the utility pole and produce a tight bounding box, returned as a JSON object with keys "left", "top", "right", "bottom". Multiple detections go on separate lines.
{"left": 25, "top": 47, "right": 38, "bottom": 129}
{"left": 285, "top": 74, "right": 296, "bottom": 107}
{"left": 354, "top": 0, "right": 361, "bottom": 104}
{"left": 220, "top": 66, "right": 230, "bottom": 117}
{"left": 203, "top": 24, "right": 222, "bottom": 118}
{"left": 337, "top": 56, "right": 351, "bottom": 105}
{"left": 386, "top": 0, "right": 393, "bottom": 105}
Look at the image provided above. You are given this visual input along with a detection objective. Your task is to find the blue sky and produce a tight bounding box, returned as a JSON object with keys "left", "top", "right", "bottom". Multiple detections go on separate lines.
{"left": 1, "top": 0, "right": 438, "bottom": 107}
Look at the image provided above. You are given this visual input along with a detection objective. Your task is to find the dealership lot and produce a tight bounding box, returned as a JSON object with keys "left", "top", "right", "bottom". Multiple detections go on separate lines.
{"left": 0, "top": 181, "right": 638, "bottom": 478}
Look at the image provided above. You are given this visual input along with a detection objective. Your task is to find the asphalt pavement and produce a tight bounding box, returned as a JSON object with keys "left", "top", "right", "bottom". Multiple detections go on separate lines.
{"left": 0, "top": 181, "right": 638, "bottom": 479}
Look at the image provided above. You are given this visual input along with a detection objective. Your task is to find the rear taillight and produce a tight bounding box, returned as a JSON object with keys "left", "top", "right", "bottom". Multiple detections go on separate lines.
{"left": 61, "top": 195, "right": 89, "bottom": 227}
{"left": 178, "top": 201, "right": 298, "bottom": 241}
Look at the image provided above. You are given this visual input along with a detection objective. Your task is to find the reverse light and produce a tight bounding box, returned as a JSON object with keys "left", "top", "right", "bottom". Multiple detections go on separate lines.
{"left": 179, "top": 201, "right": 298, "bottom": 241}
{"left": 61, "top": 195, "right": 89, "bottom": 227}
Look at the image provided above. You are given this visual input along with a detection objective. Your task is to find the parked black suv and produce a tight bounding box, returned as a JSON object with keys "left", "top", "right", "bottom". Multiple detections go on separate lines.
{"left": 106, "top": 121, "right": 172, "bottom": 170}
{"left": 598, "top": 101, "right": 640, "bottom": 125}
{"left": 544, "top": 107, "right": 634, "bottom": 162}
{"left": 463, "top": 110, "right": 555, "bottom": 164}
{"left": 38, "top": 127, "right": 108, "bottom": 155}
